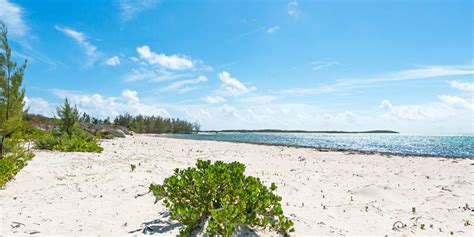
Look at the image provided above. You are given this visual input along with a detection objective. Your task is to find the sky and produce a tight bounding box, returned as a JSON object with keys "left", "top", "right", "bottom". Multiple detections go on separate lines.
{"left": 1, "top": 0, "right": 473, "bottom": 134}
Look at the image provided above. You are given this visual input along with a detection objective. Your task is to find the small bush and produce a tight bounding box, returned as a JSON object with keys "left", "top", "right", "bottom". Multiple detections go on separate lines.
{"left": 149, "top": 160, "right": 295, "bottom": 236}
{"left": 34, "top": 129, "right": 102, "bottom": 153}
{"left": 0, "top": 138, "right": 34, "bottom": 187}
{"left": 110, "top": 130, "right": 126, "bottom": 138}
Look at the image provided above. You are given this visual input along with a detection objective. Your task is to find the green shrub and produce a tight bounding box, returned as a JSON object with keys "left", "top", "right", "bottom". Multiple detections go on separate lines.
{"left": 149, "top": 160, "right": 295, "bottom": 236}
{"left": 0, "top": 138, "right": 34, "bottom": 187}
{"left": 110, "top": 130, "right": 126, "bottom": 138}
{"left": 34, "top": 131, "right": 60, "bottom": 150}
{"left": 54, "top": 134, "right": 103, "bottom": 152}
{"left": 34, "top": 129, "right": 103, "bottom": 153}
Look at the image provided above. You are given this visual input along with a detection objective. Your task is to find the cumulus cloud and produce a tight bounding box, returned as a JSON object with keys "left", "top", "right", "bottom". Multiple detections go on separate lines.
{"left": 119, "top": 0, "right": 159, "bottom": 22}
{"left": 449, "top": 80, "right": 474, "bottom": 92}
{"left": 24, "top": 97, "right": 56, "bottom": 117}
{"left": 202, "top": 96, "right": 226, "bottom": 104}
{"left": 218, "top": 71, "right": 255, "bottom": 96}
{"left": 161, "top": 76, "right": 208, "bottom": 93}
{"left": 219, "top": 104, "right": 240, "bottom": 118}
{"left": 0, "top": 0, "right": 27, "bottom": 37}
{"left": 125, "top": 45, "right": 210, "bottom": 83}
{"left": 380, "top": 95, "right": 473, "bottom": 122}
{"left": 52, "top": 89, "right": 169, "bottom": 118}
{"left": 55, "top": 26, "right": 98, "bottom": 65}
{"left": 105, "top": 56, "right": 121, "bottom": 66}
{"left": 136, "top": 45, "right": 194, "bottom": 70}
{"left": 438, "top": 95, "right": 473, "bottom": 110}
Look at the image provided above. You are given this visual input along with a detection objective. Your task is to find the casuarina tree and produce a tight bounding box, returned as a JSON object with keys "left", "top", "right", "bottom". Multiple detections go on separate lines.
{"left": 57, "top": 98, "right": 79, "bottom": 138}
{"left": 0, "top": 22, "right": 27, "bottom": 159}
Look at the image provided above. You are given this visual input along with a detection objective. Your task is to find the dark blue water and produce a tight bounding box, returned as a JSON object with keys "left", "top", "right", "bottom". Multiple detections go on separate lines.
{"left": 163, "top": 133, "right": 474, "bottom": 158}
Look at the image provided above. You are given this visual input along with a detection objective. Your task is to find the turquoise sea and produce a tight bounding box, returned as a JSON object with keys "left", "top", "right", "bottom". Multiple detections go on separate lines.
{"left": 163, "top": 133, "right": 474, "bottom": 158}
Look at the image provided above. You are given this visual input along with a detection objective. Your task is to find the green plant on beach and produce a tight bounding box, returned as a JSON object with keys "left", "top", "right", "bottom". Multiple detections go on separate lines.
{"left": 56, "top": 98, "right": 79, "bottom": 138}
{"left": 0, "top": 22, "right": 34, "bottom": 187}
{"left": 33, "top": 100, "right": 102, "bottom": 153}
{"left": 130, "top": 164, "right": 136, "bottom": 172}
{"left": 149, "top": 160, "right": 295, "bottom": 236}
{"left": 0, "top": 137, "right": 34, "bottom": 187}
{"left": 34, "top": 129, "right": 102, "bottom": 152}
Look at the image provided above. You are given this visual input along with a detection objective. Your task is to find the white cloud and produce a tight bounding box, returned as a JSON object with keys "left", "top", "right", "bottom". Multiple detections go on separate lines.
{"left": 55, "top": 26, "right": 98, "bottom": 65}
{"left": 24, "top": 97, "right": 56, "bottom": 117}
{"left": 312, "top": 59, "right": 340, "bottom": 70}
{"left": 161, "top": 76, "right": 208, "bottom": 93}
{"left": 0, "top": 0, "right": 27, "bottom": 37}
{"left": 283, "top": 64, "right": 474, "bottom": 96}
{"left": 119, "top": 0, "right": 159, "bottom": 22}
{"left": 52, "top": 89, "right": 169, "bottom": 118}
{"left": 449, "top": 80, "right": 474, "bottom": 92}
{"left": 136, "top": 45, "right": 194, "bottom": 70}
{"left": 439, "top": 95, "right": 473, "bottom": 110}
{"left": 379, "top": 99, "right": 392, "bottom": 110}
{"left": 121, "top": 89, "right": 139, "bottom": 103}
{"left": 380, "top": 95, "right": 473, "bottom": 122}
{"left": 371, "top": 65, "right": 474, "bottom": 82}
{"left": 288, "top": 0, "right": 299, "bottom": 17}
{"left": 266, "top": 26, "right": 279, "bottom": 33}
{"left": 218, "top": 71, "right": 255, "bottom": 96}
{"left": 126, "top": 45, "right": 210, "bottom": 83}
{"left": 202, "top": 96, "right": 226, "bottom": 104}
{"left": 105, "top": 56, "right": 121, "bottom": 66}
{"left": 219, "top": 104, "right": 240, "bottom": 118}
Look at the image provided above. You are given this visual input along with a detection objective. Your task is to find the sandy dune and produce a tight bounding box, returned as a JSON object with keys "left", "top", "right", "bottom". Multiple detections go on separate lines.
{"left": 1, "top": 134, "right": 473, "bottom": 236}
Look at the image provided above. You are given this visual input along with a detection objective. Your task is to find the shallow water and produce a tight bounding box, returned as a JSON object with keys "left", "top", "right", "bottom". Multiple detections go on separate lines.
{"left": 163, "top": 133, "right": 474, "bottom": 158}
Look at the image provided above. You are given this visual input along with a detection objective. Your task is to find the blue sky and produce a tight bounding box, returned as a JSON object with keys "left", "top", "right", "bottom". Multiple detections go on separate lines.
{"left": 1, "top": 0, "right": 473, "bottom": 134}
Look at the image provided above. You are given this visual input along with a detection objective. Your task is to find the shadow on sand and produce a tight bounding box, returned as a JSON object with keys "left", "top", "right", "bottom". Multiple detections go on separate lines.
{"left": 129, "top": 212, "right": 260, "bottom": 236}
{"left": 128, "top": 212, "right": 182, "bottom": 235}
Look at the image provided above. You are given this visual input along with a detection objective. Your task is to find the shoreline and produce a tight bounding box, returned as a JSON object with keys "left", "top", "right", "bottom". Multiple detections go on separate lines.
{"left": 156, "top": 135, "right": 472, "bottom": 159}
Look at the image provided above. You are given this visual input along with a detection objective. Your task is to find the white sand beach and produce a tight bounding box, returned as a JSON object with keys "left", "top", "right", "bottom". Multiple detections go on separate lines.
{"left": 1, "top": 134, "right": 473, "bottom": 236}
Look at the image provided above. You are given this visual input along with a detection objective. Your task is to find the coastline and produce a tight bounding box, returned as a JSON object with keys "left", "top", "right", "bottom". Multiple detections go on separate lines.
{"left": 1, "top": 134, "right": 473, "bottom": 235}
{"left": 158, "top": 135, "right": 473, "bottom": 159}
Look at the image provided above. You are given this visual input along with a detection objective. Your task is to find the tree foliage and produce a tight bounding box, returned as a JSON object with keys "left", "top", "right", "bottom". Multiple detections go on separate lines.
{"left": 0, "top": 22, "right": 34, "bottom": 187}
{"left": 149, "top": 160, "right": 295, "bottom": 236}
{"left": 56, "top": 98, "right": 79, "bottom": 138}
{"left": 114, "top": 113, "right": 199, "bottom": 134}
{"left": 0, "top": 22, "right": 27, "bottom": 158}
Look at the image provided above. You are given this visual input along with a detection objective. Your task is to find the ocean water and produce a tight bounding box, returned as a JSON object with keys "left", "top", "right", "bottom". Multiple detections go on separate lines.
{"left": 163, "top": 133, "right": 474, "bottom": 158}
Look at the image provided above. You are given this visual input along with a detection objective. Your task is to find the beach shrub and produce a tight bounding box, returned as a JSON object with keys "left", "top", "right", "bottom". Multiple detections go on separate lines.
{"left": 0, "top": 137, "right": 34, "bottom": 187}
{"left": 34, "top": 129, "right": 102, "bottom": 152}
{"left": 149, "top": 160, "right": 295, "bottom": 236}
{"left": 33, "top": 99, "right": 103, "bottom": 153}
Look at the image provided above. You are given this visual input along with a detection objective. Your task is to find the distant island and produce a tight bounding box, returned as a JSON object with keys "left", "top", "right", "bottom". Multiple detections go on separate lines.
{"left": 201, "top": 129, "right": 399, "bottom": 134}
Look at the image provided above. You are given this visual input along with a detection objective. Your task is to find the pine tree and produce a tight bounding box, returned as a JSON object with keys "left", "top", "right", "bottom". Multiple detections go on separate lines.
{"left": 57, "top": 98, "right": 79, "bottom": 138}
{"left": 0, "top": 22, "right": 27, "bottom": 159}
